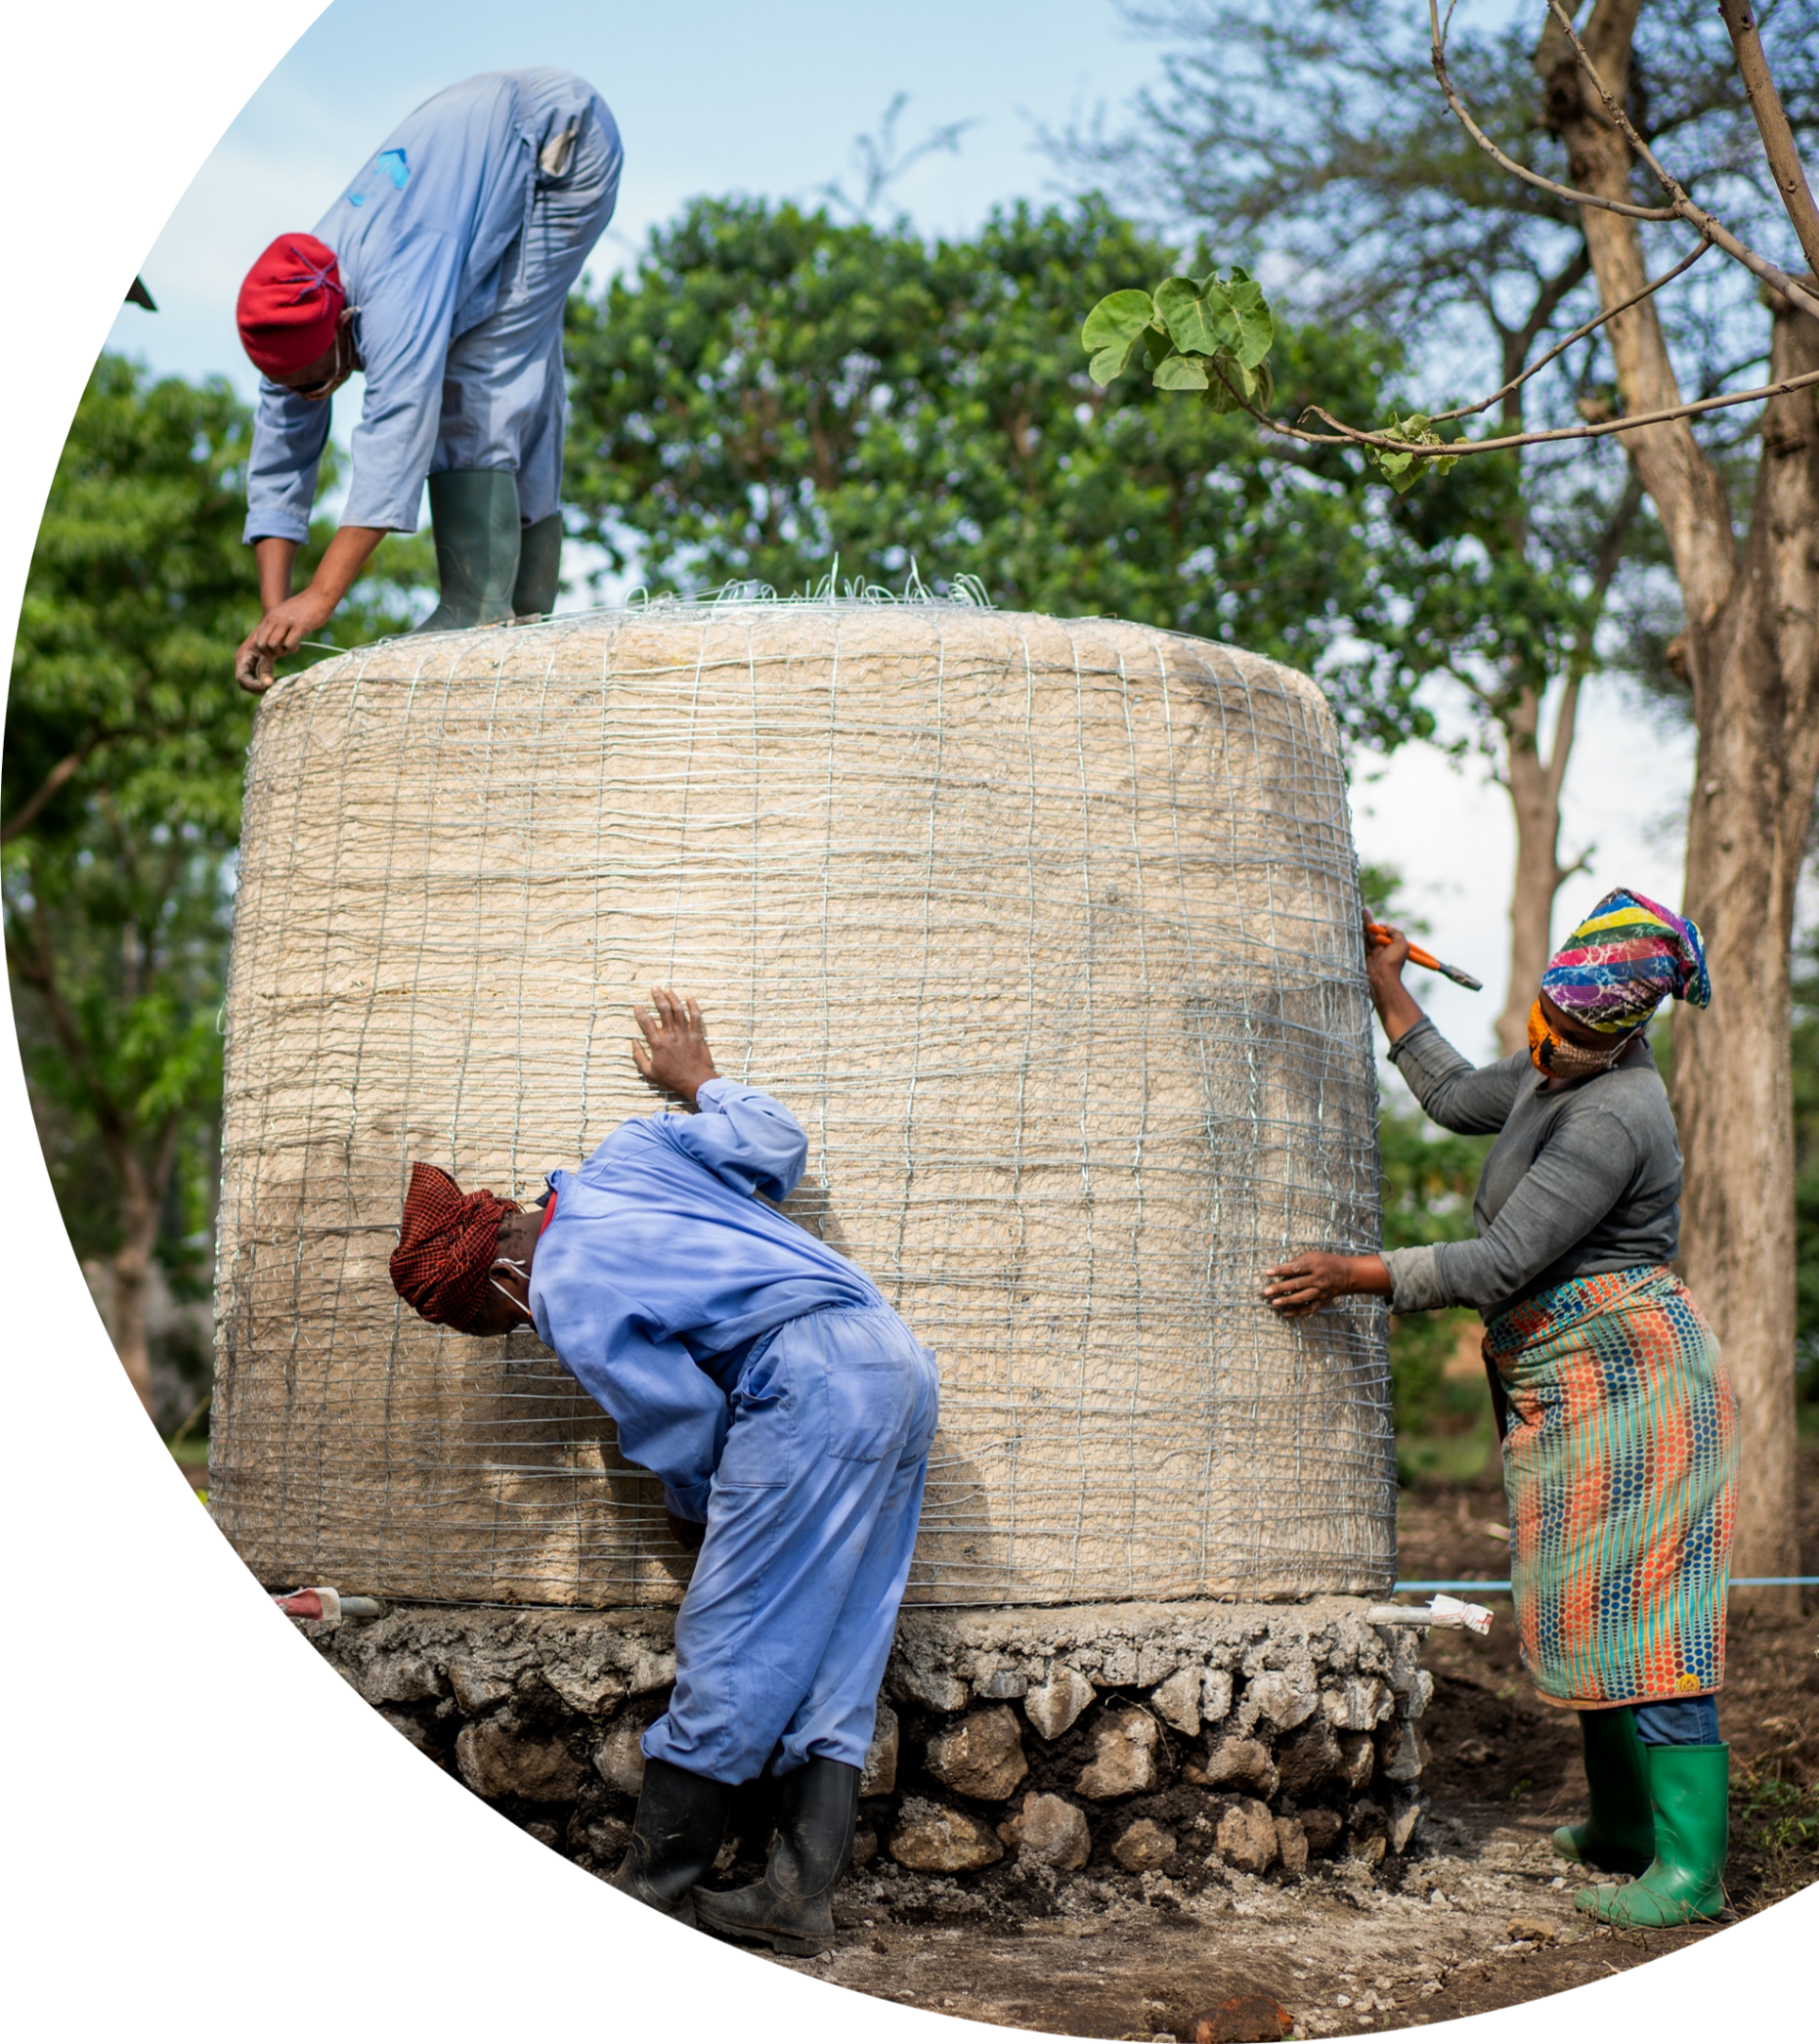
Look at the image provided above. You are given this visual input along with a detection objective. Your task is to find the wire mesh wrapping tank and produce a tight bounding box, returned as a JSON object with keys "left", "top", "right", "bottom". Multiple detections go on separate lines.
{"left": 211, "top": 599, "right": 1393, "bottom": 1609}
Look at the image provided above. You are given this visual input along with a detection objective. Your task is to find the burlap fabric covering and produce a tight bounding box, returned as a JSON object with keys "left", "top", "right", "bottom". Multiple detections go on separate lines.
{"left": 211, "top": 601, "right": 1392, "bottom": 1607}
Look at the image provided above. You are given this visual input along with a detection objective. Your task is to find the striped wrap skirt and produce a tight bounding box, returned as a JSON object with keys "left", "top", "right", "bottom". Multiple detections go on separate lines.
{"left": 1482, "top": 1265, "right": 1736, "bottom": 1709}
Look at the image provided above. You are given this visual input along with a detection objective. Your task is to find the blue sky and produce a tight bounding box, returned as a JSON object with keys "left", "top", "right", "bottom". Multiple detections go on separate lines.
{"left": 108, "top": 0, "right": 1162, "bottom": 394}
{"left": 95, "top": 0, "right": 1700, "bottom": 1058}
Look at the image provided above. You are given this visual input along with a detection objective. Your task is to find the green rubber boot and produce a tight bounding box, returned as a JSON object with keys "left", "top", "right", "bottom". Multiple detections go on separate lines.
{"left": 417, "top": 470, "right": 521, "bottom": 631}
{"left": 1576, "top": 1740, "right": 1729, "bottom": 1928}
{"left": 1552, "top": 1706, "right": 1655, "bottom": 1875}
{"left": 512, "top": 512, "right": 563, "bottom": 618}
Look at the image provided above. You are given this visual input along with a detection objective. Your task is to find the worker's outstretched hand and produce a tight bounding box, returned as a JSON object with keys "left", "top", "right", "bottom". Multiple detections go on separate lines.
{"left": 235, "top": 591, "right": 335, "bottom": 695}
{"left": 631, "top": 985, "right": 719, "bottom": 1104}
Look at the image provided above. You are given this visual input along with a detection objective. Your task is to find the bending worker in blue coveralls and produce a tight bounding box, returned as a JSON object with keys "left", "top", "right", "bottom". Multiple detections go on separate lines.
{"left": 232, "top": 68, "right": 622, "bottom": 690}
{"left": 387, "top": 988, "right": 940, "bottom": 1953}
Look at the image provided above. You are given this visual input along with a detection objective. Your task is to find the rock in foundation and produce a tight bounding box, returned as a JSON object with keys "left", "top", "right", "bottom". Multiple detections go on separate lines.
{"left": 1246, "top": 1670, "right": 1319, "bottom": 1732}
{"left": 591, "top": 1718, "right": 647, "bottom": 1797}
{"left": 1215, "top": 1797, "right": 1278, "bottom": 1874}
{"left": 1273, "top": 1813, "right": 1310, "bottom": 1876}
{"left": 1075, "top": 1709, "right": 1161, "bottom": 1799}
{"left": 925, "top": 1704, "right": 1029, "bottom": 1800}
{"left": 1111, "top": 1817, "right": 1178, "bottom": 1871}
{"left": 1150, "top": 1666, "right": 1204, "bottom": 1734}
{"left": 456, "top": 1717, "right": 585, "bottom": 1802}
{"left": 888, "top": 1798, "right": 1006, "bottom": 1872}
{"left": 861, "top": 1702, "right": 900, "bottom": 1797}
{"left": 1274, "top": 1718, "right": 1344, "bottom": 1800}
{"left": 1025, "top": 1665, "right": 1096, "bottom": 1741}
{"left": 999, "top": 1792, "right": 1091, "bottom": 1870}
{"left": 1194, "top": 1734, "right": 1278, "bottom": 1799}
{"left": 1376, "top": 1718, "right": 1428, "bottom": 1784}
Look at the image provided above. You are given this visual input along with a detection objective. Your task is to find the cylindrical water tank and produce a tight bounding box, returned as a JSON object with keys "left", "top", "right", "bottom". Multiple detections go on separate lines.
{"left": 211, "top": 601, "right": 1392, "bottom": 1608}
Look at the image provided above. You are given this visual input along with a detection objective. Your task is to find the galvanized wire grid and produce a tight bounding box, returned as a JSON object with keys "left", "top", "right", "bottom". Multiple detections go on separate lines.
{"left": 210, "top": 598, "right": 1394, "bottom": 1608}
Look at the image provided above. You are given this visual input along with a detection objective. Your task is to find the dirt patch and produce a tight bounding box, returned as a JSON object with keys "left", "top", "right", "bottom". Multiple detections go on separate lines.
{"left": 777, "top": 1862, "right": 1719, "bottom": 2038}
{"left": 741, "top": 1450, "right": 1818, "bottom": 2037}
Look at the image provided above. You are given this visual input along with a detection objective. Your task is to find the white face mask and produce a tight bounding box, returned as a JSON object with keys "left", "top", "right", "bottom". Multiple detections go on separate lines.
{"left": 490, "top": 1269, "right": 533, "bottom": 1325}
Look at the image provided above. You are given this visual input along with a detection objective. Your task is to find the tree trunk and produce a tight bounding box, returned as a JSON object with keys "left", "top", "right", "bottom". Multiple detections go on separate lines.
{"left": 111, "top": 1156, "right": 159, "bottom": 1418}
{"left": 1496, "top": 679, "right": 1582, "bottom": 1058}
{"left": 1671, "top": 288, "right": 1819, "bottom": 1606}
{"left": 1538, "top": 1, "right": 1819, "bottom": 1603}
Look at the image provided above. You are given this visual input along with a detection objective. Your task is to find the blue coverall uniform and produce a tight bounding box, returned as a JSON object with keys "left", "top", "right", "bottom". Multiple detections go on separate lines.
{"left": 244, "top": 67, "right": 621, "bottom": 544}
{"left": 528, "top": 1079, "right": 940, "bottom": 1786}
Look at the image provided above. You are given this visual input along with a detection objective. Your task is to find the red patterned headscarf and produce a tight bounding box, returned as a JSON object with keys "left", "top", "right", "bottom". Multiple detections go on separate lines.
{"left": 389, "top": 1162, "right": 520, "bottom": 1331}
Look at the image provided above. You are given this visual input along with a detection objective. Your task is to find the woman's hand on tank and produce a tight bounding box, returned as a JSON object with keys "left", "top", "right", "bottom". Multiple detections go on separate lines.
{"left": 631, "top": 985, "right": 720, "bottom": 1104}
{"left": 1262, "top": 1251, "right": 1392, "bottom": 1316}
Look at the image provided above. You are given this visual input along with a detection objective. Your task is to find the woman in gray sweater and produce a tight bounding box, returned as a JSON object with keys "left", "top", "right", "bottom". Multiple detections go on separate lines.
{"left": 1264, "top": 889, "right": 1736, "bottom": 1930}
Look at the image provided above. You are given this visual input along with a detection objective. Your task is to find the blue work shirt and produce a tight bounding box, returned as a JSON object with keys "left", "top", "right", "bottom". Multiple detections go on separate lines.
{"left": 527, "top": 1079, "right": 887, "bottom": 1520}
{"left": 243, "top": 67, "right": 614, "bottom": 543}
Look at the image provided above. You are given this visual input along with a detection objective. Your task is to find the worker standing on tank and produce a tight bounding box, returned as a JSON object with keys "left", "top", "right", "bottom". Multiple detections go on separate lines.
{"left": 232, "top": 68, "right": 621, "bottom": 692}
{"left": 385, "top": 988, "right": 939, "bottom": 1954}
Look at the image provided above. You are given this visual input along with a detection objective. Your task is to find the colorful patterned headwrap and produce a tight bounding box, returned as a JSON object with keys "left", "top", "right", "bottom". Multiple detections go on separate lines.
{"left": 389, "top": 1162, "right": 521, "bottom": 1330}
{"left": 1540, "top": 888, "right": 1711, "bottom": 1035}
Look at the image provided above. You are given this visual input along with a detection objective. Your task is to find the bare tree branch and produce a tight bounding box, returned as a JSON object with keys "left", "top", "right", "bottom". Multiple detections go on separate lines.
{"left": 1427, "top": 0, "right": 1676, "bottom": 220}
{"left": 1284, "top": 359, "right": 1819, "bottom": 456}
{"left": 1540, "top": 0, "right": 1819, "bottom": 319}
{"left": 1430, "top": 234, "right": 1711, "bottom": 427}
{"left": 15, "top": 892, "right": 133, "bottom": 1170}
{"left": 1717, "top": 0, "right": 1819, "bottom": 275}
{"left": 0, "top": 730, "right": 126, "bottom": 847}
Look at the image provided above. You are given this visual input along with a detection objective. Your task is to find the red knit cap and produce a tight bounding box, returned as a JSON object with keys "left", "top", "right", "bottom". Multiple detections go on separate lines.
{"left": 237, "top": 233, "right": 346, "bottom": 378}
{"left": 389, "top": 1162, "right": 521, "bottom": 1331}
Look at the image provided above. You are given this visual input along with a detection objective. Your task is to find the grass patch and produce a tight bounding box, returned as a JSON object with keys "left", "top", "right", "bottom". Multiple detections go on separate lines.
{"left": 1734, "top": 1766, "right": 1819, "bottom": 1908}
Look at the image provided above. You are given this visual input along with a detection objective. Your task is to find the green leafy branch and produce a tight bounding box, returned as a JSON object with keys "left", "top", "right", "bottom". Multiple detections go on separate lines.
{"left": 1081, "top": 269, "right": 1276, "bottom": 416}
{"left": 1081, "top": 238, "right": 1819, "bottom": 486}
{"left": 1081, "top": 271, "right": 1466, "bottom": 487}
{"left": 1362, "top": 415, "right": 1462, "bottom": 495}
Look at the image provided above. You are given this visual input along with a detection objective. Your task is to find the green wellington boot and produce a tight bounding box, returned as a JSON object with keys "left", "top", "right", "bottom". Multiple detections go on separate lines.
{"left": 692, "top": 1757, "right": 861, "bottom": 1957}
{"left": 1552, "top": 1706, "right": 1656, "bottom": 1875}
{"left": 512, "top": 512, "right": 563, "bottom": 619}
{"left": 1576, "top": 1740, "right": 1729, "bottom": 1928}
{"left": 417, "top": 471, "right": 521, "bottom": 631}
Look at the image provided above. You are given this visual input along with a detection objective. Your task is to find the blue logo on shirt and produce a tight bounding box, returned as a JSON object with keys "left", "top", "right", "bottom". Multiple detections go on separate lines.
{"left": 378, "top": 149, "right": 410, "bottom": 190}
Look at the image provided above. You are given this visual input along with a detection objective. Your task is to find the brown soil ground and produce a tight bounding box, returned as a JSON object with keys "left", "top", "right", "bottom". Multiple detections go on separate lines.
{"left": 753, "top": 1448, "right": 1819, "bottom": 2039}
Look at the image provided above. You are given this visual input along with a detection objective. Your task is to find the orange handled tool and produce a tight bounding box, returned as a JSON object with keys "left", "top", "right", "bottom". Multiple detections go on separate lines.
{"left": 1364, "top": 921, "right": 1483, "bottom": 992}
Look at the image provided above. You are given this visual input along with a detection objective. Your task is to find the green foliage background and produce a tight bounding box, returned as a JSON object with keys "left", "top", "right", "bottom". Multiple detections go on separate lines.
{"left": 563, "top": 196, "right": 1435, "bottom": 754}
{"left": 4, "top": 357, "right": 430, "bottom": 1424}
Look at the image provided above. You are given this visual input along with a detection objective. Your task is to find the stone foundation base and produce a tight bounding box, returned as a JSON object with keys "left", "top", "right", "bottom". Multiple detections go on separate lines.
{"left": 303, "top": 1598, "right": 1432, "bottom": 1902}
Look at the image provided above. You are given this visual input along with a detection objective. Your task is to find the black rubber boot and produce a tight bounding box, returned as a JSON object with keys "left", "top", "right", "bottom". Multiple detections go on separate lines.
{"left": 417, "top": 471, "right": 521, "bottom": 631}
{"left": 609, "top": 1757, "right": 734, "bottom": 1921}
{"left": 1552, "top": 1706, "right": 1656, "bottom": 1876}
{"left": 693, "top": 1758, "right": 860, "bottom": 1957}
{"left": 512, "top": 512, "right": 563, "bottom": 618}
